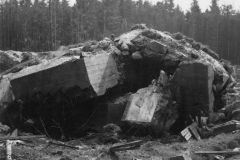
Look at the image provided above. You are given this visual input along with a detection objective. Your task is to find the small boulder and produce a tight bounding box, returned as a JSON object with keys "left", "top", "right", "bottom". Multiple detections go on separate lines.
{"left": 132, "top": 51, "right": 143, "bottom": 59}
{"left": 0, "top": 122, "right": 10, "bottom": 135}
{"left": 122, "top": 51, "right": 129, "bottom": 56}
{"left": 191, "top": 52, "right": 199, "bottom": 59}
{"left": 121, "top": 43, "right": 129, "bottom": 51}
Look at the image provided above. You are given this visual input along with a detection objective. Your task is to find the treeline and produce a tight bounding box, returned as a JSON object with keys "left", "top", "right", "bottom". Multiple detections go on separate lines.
{"left": 0, "top": 0, "right": 240, "bottom": 64}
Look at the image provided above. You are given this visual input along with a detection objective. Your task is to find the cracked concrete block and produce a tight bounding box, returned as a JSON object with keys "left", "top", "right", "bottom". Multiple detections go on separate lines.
{"left": 147, "top": 40, "right": 168, "bottom": 54}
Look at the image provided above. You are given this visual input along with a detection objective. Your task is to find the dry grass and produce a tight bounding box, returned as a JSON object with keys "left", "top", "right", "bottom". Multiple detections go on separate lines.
{"left": 1, "top": 132, "right": 239, "bottom": 160}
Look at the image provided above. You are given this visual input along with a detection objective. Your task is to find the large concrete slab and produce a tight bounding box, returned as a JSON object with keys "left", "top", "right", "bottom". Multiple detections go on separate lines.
{"left": 171, "top": 61, "right": 214, "bottom": 117}
{"left": 0, "top": 54, "right": 119, "bottom": 104}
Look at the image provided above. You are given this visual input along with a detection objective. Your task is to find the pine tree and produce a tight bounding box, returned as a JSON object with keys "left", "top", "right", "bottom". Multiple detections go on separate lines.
{"left": 207, "top": 0, "right": 220, "bottom": 52}
{"left": 190, "top": 0, "right": 202, "bottom": 41}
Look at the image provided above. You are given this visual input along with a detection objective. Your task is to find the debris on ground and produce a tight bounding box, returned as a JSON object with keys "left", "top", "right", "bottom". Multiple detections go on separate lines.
{"left": 109, "top": 140, "right": 142, "bottom": 152}
{"left": 169, "top": 154, "right": 192, "bottom": 160}
{"left": 212, "top": 120, "right": 240, "bottom": 135}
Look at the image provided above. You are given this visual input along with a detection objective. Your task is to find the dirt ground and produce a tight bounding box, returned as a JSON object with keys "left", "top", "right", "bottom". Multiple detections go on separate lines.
{"left": 0, "top": 131, "right": 240, "bottom": 160}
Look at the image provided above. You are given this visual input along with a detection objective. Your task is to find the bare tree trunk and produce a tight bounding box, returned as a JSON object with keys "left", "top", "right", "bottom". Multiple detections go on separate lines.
{"left": 49, "top": 0, "right": 52, "bottom": 50}
{"left": 235, "top": 24, "right": 239, "bottom": 64}
{"left": 54, "top": 0, "right": 57, "bottom": 49}
{"left": 216, "top": 20, "right": 219, "bottom": 53}
{"left": 103, "top": 10, "right": 106, "bottom": 35}
{"left": 1, "top": 4, "right": 4, "bottom": 50}
{"left": 15, "top": 0, "right": 18, "bottom": 50}
{"left": 227, "top": 39, "right": 230, "bottom": 60}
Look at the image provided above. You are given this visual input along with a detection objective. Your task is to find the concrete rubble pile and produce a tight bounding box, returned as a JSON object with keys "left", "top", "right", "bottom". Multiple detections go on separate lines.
{"left": 0, "top": 24, "right": 237, "bottom": 137}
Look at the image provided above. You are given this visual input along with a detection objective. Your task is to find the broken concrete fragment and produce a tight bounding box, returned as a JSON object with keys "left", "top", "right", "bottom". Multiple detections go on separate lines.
{"left": 191, "top": 52, "right": 199, "bottom": 59}
{"left": 121, "top": 43, "right": 129, "bottom": 51}
{"left": 117, "top": 29, "right": 142, "bottom": 51}
{"left": 158, "top": 70, "right": 168, "bottom": 87}
{"left": 0, "top": 50, "right": 38, "bottom": 73}
{"left": 97, "top": 38, "right": 111, "bottom": 49}
{"left": 111, "top": 46, "right": 121, "bottom": 56}
{"left": 122, "top": 84, "right": 178, "bottom": 135}
{"left": 0, "top": 122, "right": 10, "bottom": 135}
{"left": 122, "top": 51, "right": 129, "bottom": 56}
{"left": 132, "top": 51, "right": 143, "bottom": 59}
{"left": 0, "top": 77, "right": 15, "bottom": 107}
{"left": 147, "top": 40, "right": 168, "bottom": 54}
{"left": 122, "top": 85, "right": 161, "bottom": 123}
{"left": 215, "top": 72, "right": 229, "bottom": 92}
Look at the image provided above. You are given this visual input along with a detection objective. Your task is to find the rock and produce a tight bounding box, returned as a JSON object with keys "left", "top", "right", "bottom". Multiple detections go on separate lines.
{"left": 0, "top": 122, "right": 10, "bottom": 135}
{"left": 158, "top": 70, "right": 168, "bottom": 87}
{"left": 147, "top": 40, "right": 168, "bottom": 54}
{"left": 121, "top": 43, "right": 129, "bottom": 51}
{"left": 191, "top": 52, "right": 199, "bottom": 59}
{"left": 202, "top": 46, "right": 219, "bottom": 60}
{"left": 0, "top": 51, "right": 36, "bottom": 73}
{"left": 132, "top": 51, "right": 143, "bottom": 59}
{"left": 59, "top": 155, "right": 72, "bottom": 160}
{"left": 111, "top": 46, "right": 121, "bottom": 55}
{"left": 170, "top": 155, "right": 192, "bottom": 160}
{"left": 70, "top": 48, "right": 82, "bottom": 56}
{"left": 228, "top": 140, "right": 240, "bottom": 149}
{"left": 122, "top": 51, "right": 129, "bottom": 56}
{"left": 215, "top": 73, "right": 229, "bottom": 91}
{"left": 192, "top": 42, "right": 201, "bottom": 50}
{"left": 141, "top": 29, "right": 163, "bottom": 39}
{"left": 82, "top": 52, "right": 92, "bottom": 57}
{"left": 116, "top": 26, "right": 229, "bottom": 83}
{"left": 98, "top": 38, "right": 110, "bottom": 49}
{"left": 103, "top": 123, "right": 122, "bottom": 134}
{"left": 212, "top": 113, "right": 225, "bottom": 123}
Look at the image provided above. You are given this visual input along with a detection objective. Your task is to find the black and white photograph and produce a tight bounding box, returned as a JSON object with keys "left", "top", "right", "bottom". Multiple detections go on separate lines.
{"left": 0, "top": 0, "right": 240, "bottom": 159}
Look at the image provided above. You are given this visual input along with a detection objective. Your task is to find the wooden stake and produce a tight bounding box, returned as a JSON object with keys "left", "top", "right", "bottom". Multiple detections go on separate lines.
{"left": 195, "top": 151, "right": 240, "bottom": 154}
{"left": 6, "top": 140, "right": 12, "bottom": 160}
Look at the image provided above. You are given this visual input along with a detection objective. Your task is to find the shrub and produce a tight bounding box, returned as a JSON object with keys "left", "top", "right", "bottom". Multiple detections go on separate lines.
{"left": 131, "top": 24, "right": 148, "bottom": 31}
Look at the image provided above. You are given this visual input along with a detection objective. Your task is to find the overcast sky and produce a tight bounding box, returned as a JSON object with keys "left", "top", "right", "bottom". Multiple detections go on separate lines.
{"left": 68, "top": 0, "right": 240, "bottom": 12}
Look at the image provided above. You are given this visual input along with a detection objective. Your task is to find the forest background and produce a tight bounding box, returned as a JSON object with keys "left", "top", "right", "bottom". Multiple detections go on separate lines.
{"left": 0, "top": 0, "right": 240, "bottom": 64}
